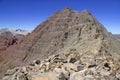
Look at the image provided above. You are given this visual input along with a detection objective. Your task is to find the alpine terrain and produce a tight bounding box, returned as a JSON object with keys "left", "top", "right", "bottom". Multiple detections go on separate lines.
{"left": 1, "top": 8, "right": 120, "bottom": 80}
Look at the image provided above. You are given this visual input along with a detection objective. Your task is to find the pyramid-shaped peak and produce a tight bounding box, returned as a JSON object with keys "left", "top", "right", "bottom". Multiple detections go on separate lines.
{"left": 61, "top": 8, "right": 92, "bottom": 16}
{"left": 61, "top": 7, "right": 73, "bottom": 13}
{"left": 82, "top": 9, "right": 89, "bottom": 12}
{"left": 63, "top": 7, "right": 72, "bottom": 11}
{"left": 81, "top": 9, "right": 91, "bottom": 15}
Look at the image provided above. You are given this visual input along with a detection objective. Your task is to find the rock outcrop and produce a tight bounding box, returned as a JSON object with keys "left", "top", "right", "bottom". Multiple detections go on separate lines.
{"left": 1, "top": 8, "right": 120, "bottom": 79}
{"left": 0, "top": 28, "right": 29, "bottom": 53}
{"left": 0, "top": 31, "right": 17, "bottom": 52}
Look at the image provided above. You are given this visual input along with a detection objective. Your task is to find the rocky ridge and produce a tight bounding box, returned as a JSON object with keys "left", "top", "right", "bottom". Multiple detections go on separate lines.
{"left": 1, "top": 8, "right": 120, "bottom": 79}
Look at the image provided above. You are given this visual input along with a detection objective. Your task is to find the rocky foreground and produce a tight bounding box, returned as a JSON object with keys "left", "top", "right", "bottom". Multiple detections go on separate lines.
{"left": 3, "top": 49, "right": 120, "bottom": 80}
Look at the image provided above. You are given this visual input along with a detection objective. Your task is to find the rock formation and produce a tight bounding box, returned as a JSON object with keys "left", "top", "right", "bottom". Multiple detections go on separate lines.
{"left": 0, "top": 31, "right": 17, "bottom": 53}
{"left": 1, "top": 8, "right": 120, "bottom": 79}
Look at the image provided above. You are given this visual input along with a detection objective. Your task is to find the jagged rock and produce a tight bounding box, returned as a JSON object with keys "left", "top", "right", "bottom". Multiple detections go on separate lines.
{"left": 2, "top": 76, "right": 11, "bottom": 80}
{"left": 69, "top": 69, "right": 96, "bottom": 80}
{"left": 15, "top": 72, "right": 27, "bottom": 80}
{"left": 29, "top": 59, "right": 41, "bottom": 66}
{"left": 3, "top": 69, "right": 28, "bottom": 80}
{"left": 62, "top": 63, "right": 77, "bottom": 72}
{"left": 116, "top": 73, "right": 120, "bottom": 80}
{"left": 54, "top": 67, "right": 70, "bottom": 79}
{"left": 67, "top": 53, "right": 80, "bottom": 63}
{"left": 58, "top": 72, "right": 67, "bottom": 80}
{"left": 70, "top": 70, "right": 86, "bottom": 80}
{"left": 76, "top": 65, "right": 84, "bottom": 71}
{"left": 4, "top": 67, "right": 20, "bottom": 76}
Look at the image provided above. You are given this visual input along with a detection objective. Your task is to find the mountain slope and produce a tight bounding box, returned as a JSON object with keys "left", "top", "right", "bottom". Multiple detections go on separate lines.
{"left": 17, "top": 8, "right": 120, "bottom": 62}
{"left": 0, "top": 8, "right": 120, "bottom": 79}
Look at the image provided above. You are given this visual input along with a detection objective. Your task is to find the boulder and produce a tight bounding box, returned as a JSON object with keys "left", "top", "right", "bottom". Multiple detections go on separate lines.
{"left": 28, "top": 72, "right": 59, "bottom": 80}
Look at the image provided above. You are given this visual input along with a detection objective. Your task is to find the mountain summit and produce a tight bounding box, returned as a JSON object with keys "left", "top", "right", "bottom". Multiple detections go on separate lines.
{"left": 1, "top": 8, "right": 120, "bottom": 79}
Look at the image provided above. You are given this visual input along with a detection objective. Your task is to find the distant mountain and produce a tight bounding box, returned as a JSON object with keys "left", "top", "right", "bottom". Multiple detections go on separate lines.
{"left": 0, "top": 28, "right": 30, "bottom": 41}
{"left": 1, "top": 8, "right": 120, "bottom": 79}
{"left": 13, "top": 29, "right": 29, "bottom": 35}
{"left": 0, "top": 28, "right": 29, "bottom": 36}
{"left": 0, "top": 28, "right": 29, "bottom": 58}
{"left": 0, "top": 28, "right": 10, "bottom": 35}
{"left": 0, "top": 31, "right": 17, "bottom": 52}
{"left": 113, "top": 34, "right": 120, "bottom": 40}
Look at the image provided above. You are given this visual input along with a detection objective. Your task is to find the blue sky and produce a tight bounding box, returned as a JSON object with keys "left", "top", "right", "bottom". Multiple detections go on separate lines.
{"left": 0, "top": 0, "right": 120, "bottom": 34}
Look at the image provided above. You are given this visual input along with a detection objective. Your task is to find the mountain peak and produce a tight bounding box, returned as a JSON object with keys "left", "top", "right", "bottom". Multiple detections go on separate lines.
{"left": 81, "top": 9, "right": 92, "bottom": 15}
{"left": 17, "top": 8, "right": 112, "bottom": 55}
{"left": 63, "top": 7, "right": 72, "bottom": 11}
{"left": 82, "top": 9, "right": 89, "bottom": 12}
{"left": 1, "top": 8, "right": 120, "bottom": 79}
{"left": 60, "top": 7, "right": 73, "bottom": 13}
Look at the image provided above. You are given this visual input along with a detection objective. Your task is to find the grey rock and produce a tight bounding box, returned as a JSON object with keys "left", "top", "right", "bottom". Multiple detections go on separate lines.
{"left": 58, "top": 73, "right": 66, "bottom": 80}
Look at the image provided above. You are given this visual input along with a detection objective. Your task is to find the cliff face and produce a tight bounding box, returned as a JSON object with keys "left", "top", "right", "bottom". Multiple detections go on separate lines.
{"left": 1, "top": 8, "right": 120, "bottom": 79}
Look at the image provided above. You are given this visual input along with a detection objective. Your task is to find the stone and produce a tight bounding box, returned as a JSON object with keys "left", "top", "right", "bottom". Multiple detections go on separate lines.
{"left": 54, "top": 68, "right": 68, "bottom": 74}
{"left": 29, "top": 59, "right": 41, "bottom": 66}
{"left": 85, "top": 75, "right": 94, "bottom": 80}
{"left": 62, "top": 63, "right": 78, "bottom": 72}
{"left": 16, "top": 72, "right": 28, "bottom": 80}
{"left": 4, "top": 67, "right": 20, "bottom": 76}
{"left": 70, "top": 69, "right": 96, "bottom": 80}
{"left": 28, "top": 72, "right": 59, "bottom": 80}
{"left": 54, "top": 68, "right": 69, "bottom": 79}
{"left": 116, "top": 73, "right": 120, "bottom": 80}
{"left": 103, "top": 63, "right": 111, "bottom": 71}
{"left": 58, "top": 72, "right": 66, "bottom": 80}
{"left": 76, "top": 65, "right": 84, "bottom": 71}
{"left": 70, "top": 72, "right": 84, "bottom": 80}
{"left": 67, "top": 53, "right": 80, "bottom": 63}
{"left": 34, "top": 59, "right": 41, "bottom": 65}
{"left": 2, "top": 76, "right": 11, "bottom": 80}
